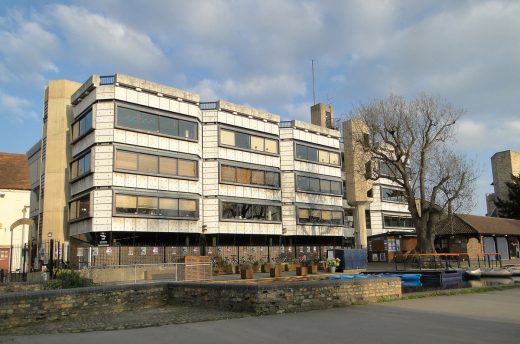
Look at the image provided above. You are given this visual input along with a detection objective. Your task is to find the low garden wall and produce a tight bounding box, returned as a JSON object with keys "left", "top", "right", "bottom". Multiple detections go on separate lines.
{"left": 0, "top": 277, "right": 401, "bottom": 330}
{"left": 0, "top": 283, "right": 168, "bottom": 331}
{"left": 168, "top": 277, "right": 402, "bottom": 315}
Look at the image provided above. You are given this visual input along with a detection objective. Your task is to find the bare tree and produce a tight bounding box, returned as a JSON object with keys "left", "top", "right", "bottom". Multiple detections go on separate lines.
{"left": 350, "top": 94, "right": 477, "bottom": 253}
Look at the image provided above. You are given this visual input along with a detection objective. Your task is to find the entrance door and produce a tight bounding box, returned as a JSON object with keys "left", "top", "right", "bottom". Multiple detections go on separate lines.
{"left": 483, "top": 237, "right": 497, "bottom": 260}
{"left": 496, "top": 237, "right": 510, "bottom": 260}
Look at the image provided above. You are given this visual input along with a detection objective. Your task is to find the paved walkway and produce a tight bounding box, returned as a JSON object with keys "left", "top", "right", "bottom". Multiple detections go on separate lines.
{"left": 2, "top": 288, "right": 519, "bottom": 343}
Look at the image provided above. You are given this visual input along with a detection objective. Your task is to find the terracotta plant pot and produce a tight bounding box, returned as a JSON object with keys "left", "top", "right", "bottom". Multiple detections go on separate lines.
{"left": 296, "top": 266, "right": 308, "bottom": 276}
{"left": 308, "top": 265, "right": 318, "bottom": 274}
{"left": 240, "top": 268, "right": 254, "bottom": 279}
{"left": 270, "top": 266, "right": 282, "bottom": 278}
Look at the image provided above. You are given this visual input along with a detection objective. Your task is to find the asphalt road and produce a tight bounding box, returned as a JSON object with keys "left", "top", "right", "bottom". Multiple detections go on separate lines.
{"left": 2, "top": 288, "right": 519, "bottom": 344}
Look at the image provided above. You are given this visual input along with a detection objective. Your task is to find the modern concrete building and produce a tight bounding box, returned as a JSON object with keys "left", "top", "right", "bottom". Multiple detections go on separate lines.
{"left": 27, "top": 73, "right": 414, "bottom": 266}
{"left": 0, "top": 153, "right": 31, "bottom": 271}
{"left": 486, "top": 150, "right": 520, "bottom": 217}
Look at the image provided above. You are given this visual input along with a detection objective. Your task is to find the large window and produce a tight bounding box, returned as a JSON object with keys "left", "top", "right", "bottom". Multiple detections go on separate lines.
{"left": 115, "top": 149, "right": 198, "bottom": 178}
{"left": 383, "top": 214, "right": 414, "bottom": 228}
{"left": 220, "top": 129, "right": 278, "bottom": 154}
{"left": 220, "top": 164, "right": 280, "bottom": 188}
{"left": 295, "top": 144, "right": 340, "bottom": 166}
{"left": 116, "top": 106, "right": 198, "bottom": 140}
{"left": 381, "top": 187, "right": 407, "bottom": 203}
{"left": 69, "top": 194, "right": 90, "bottom": 221}
{"left": 70, "top": 152, "right": 91, "bottom": 180}
{"left": 71, "top": 110, "right": 93, "bottom": 141}
{"left": 115, "top": 194, "right": 198, "bottom": 219}
{"left": 297, "top": 208, "right": 343, "bottom": 225}
{"left": 296, "top": 175, "right": 342, "bottom": 195}
{"left": 221, "top": 201, "right": 281, "bottom": 222}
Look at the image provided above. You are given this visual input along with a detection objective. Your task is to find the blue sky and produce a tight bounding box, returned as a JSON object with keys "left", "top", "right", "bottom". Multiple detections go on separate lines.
{"left": 0, "top": 0, "right": 519, "bottom": 215}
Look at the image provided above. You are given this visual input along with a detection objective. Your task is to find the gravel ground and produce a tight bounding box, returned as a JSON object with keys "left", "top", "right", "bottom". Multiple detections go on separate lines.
{"left": 1, "top": 306, "right": 250, "bottom": 336}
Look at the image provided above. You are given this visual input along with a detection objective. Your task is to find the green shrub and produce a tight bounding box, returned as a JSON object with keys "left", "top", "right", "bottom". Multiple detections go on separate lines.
{"left": 43, "top": 269, "right": 93, "bottom": 290}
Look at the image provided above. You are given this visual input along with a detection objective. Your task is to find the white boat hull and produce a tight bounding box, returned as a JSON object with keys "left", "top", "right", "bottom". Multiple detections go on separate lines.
{"left": 481, "top": 268, "right": 513, "bottom": 277}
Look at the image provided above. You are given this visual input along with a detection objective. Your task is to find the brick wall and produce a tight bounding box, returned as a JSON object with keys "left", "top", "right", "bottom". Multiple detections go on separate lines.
{"left": 168, "top": 277, "right": 402, "bottom": 315}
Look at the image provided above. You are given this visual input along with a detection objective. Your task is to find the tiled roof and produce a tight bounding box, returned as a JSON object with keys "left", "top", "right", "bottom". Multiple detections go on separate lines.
{"left": 436, "top": 214, "right": 520, "bottom": 236}
{"left": 0, "top": 153, "right": 31, "bottom": 190}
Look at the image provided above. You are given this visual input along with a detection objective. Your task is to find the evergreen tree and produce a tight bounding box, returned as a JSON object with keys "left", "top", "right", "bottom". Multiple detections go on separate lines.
{"left": 495, "top": 174, "right": 520, "bottom": 219}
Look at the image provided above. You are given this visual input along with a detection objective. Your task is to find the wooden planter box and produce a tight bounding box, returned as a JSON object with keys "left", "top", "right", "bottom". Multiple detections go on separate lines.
{"left": 261, "top": 263, "right": 272, "bottom": 273}
{"left": 285, "top": 263, "right": 299, "bottom": 272}
{"left": 296, "top": 266, "right": 308, "bottom": 276}
{"left": 252, "top": 264, "right": 261, "bottom": 273}
{"left": 240, "top": 268, "right": 254, "bottom": 279}
{"left": 224, "top": 265, "right": 234, "bottom": 274}
{"left": 308, "top": 265, "right": 318, "bottom": 274}
{"left": 270, "top": 267, "right": 283, "bottom": 278}
{"left": 234, "top": 265, "right": 241, "bottom": 274}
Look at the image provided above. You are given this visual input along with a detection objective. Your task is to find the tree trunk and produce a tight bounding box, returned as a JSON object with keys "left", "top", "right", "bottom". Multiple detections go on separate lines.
{"left": 414, "top": 221, "right": 436, "bottom": 253}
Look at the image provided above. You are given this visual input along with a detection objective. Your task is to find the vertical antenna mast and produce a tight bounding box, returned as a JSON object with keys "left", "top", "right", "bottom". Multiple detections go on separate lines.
{"left": 312, "top": 59, "right": 316, "bottom": 105}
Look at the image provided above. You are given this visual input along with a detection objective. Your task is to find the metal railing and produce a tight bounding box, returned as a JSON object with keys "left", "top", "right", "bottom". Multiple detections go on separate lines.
{"left": 99, "top": 75, "right": 116, "bottom": 85}
{"left": 82, "top": 262, "right": 213, "bottom": 284}
{"left": 199, "top": 102, "right": 218, "bottom": 110}
{"left": 394, "top": 253, "right": 503, "bottom": 270}
{"left": 279, "top": 120, "right": 295, "bottom": 128}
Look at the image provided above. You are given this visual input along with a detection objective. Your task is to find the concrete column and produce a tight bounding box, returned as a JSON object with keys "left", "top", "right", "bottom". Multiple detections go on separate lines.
{"left": 354, "top": 204, "right": 367, "bottom": 248}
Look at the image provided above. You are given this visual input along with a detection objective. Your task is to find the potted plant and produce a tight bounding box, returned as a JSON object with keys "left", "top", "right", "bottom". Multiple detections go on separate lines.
{"left": 261, "top": 259, "right": 272, "bottom": 273}
{"left": 240, "top": 262, "right": 253, "bottom": 279}
{"left": 286, "top": 259, "right": 300, "bottom": 271}
{"left": 252, "top": 260, "right": 261, "bottom": 273}
{"left": 224, "top": 262, "right": 234, "bottom": 274}
{"left": 296, "top": 264, "right": 308, "bottom": 276}
{"left": 326, "top": 257, "right": 341, "bottom": 273}
{"left": 305, "top": 259, "right": 319, "bottom": 274}
{"left": 270, "top": 263, "right": 283, "bottom": 278}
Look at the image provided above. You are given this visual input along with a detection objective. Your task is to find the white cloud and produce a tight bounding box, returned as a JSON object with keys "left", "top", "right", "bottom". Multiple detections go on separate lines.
{"left": 48, "top": 5, "right": 168, "bottom": 74}
{"left": 0, "top": 16, "right": 60, "bottom": 84}
{"left": 456, "top": 119, "right": 520, "bottom": 151}
{"left": 283, "top": 102, "right": 313, "bottom": 122}
{"left": 0, "top": 91, "right": 38, "bottom": 122}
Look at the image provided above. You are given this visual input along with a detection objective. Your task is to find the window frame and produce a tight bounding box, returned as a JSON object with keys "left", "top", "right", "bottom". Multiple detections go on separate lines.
{"left": 294, "top": 142, "right": 341, "bottom": 167}
{"left": 218, "top": 162, "right": 281, "bottom": 189}
{"left": 295, "top": 173, "right": 343, "bottom": 196}
{"left": 296, "top": 206, "right": 344, "bottom": 226}
{"left": 380, "top": 186, "right": 408, "bottom": 204}
{"left": 70, "top": 150, "right": 92, "bottom": 182}
{"left": 71, "top": 109, "right": 94, "bottom": 143}
{"left": 113, "top": 193, "right": 199, "bottom": 220}
{"left": 218, "top": 125, "right": 280, "bottom": 156}
{"left": 69, "top": 193, "right": 91, "bottom": 222}
{"left": 382, "top": 213, "right": 414, "bottom": 229}
{"left": 220, "top": 200, "right": 282, "bottom": 223}
{"left": 115, "top": 103, "right": 199, "bottom": 142}
{"left": 113, "top": 148, "right": 199, "bottom": 181}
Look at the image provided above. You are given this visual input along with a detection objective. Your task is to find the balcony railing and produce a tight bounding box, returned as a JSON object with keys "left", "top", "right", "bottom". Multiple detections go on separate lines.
{"left": 99, "top": 75, "right": 116, "bottom": 85}
{"left": 199, "top": 102, "right": 218, "bottom": 110}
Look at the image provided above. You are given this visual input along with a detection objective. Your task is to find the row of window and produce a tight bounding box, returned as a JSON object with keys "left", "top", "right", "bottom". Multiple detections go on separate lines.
{"left": 115, "top": 194, "right": 198, "bottom": 218}
{"left": 71, "top": 152, "right": 91, "bottom": 180}
{"left": 221, "top": 202, "right": 281, "bottom": 222}
{"left": 220, "top": 165, "right": 280, "bottom": 188}
{"left": 296, "top": 175, "right": 342, "bottom": 195}
{"left": 115, "top": 150, "right": 198, "bottom": 178}
{"left": 295, "top": 144, "right": 340, "bottom": 166}
{"left": 297, "top": 208, "right": 344, "bottom": 225}
{"left": 383, "top": 214, "right": 414, "bottom": 228}
{"left": 381, "top": 187, "right": 407, "bottom": 203}
{"left": 117, "top": 106, "right": 198, "bottom": 140}
{"left": 71, "top": 110, "right": 93, "bottom": 141}
{"left": 220, "top": 129, "right": 278, "bottom": 154}
{"left": 69, "top": 195, "right": 90, "bottom": 221}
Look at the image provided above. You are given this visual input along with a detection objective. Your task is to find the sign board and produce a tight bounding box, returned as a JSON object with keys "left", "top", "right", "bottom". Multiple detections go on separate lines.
{"left": 98, "top": 232, "right": 109, "bottom": 246}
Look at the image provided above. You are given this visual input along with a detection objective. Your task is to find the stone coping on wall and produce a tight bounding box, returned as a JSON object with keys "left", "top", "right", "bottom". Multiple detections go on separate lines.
{"left": 0, "top": 281, "right": 169, "bottom": 302}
